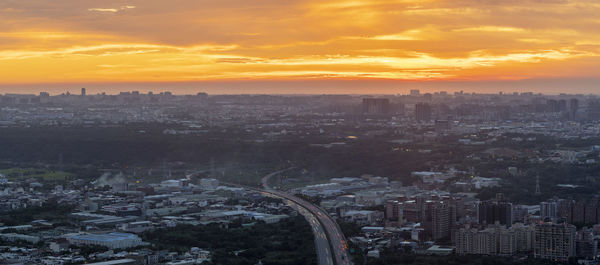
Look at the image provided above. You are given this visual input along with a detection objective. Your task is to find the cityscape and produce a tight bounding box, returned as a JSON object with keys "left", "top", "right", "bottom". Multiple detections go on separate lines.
{"left": 0, "top": 90, "right": 599, "bottom": 264}
{"left": 1, "top": 0, "right": 600, "bottom": 265}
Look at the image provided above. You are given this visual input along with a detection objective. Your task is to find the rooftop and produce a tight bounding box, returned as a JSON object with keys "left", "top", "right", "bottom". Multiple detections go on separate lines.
{"left": 85, "top": 259, "right": 136, "bottom": 265}
{"left": 70, "top": 232, "right": 139, "bottom": 242}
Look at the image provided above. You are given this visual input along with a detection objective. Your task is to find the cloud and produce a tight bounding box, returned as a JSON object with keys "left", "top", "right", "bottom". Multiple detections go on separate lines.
{"left": 453, "top": 26, "right": 526, "bottom": 33}
{"left": 364, "top": 29, "right": 423, "bottom": 41}
{"left": 0, "top": 0, "right": 599, "bottom": 85}
{"left": 88, "top": 5, "right": 135, "bottom": 13}
{"left": 0, "top": 43, "right": 237, "bottom": 60}
{"left": 0, "top": 7, "right": 22, "bottom": 13}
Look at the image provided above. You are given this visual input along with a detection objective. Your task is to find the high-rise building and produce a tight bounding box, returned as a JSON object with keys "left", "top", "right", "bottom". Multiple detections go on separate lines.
{"left": 584, "top": 198, "right": 598, "bottom": 224}
{"left": 573, "top": 200, "right": 586, "bottom": 224}
{"left": 513, "top": 223, "right": 535, "bottom": 252}
{"left": 534, "top": 222, "right": 576, "bottom": 262}
{"left": 512, "top": 205, "right": 529, "bottom": 223}
{"left": 400, "top": 200, "right": 423, "bottom": 223}
{"left": 569, "top": 98, "right": 579, "bottom": 119}
{"left": 384, "top": 200, "right": 404, "bottom": 227}
{"left": 415, "top": 103, "right": 432, "bottom": 122}
{"left": 587, "top": 100, "right": 600, "bottom": 121}
{"left": 362, "top": 98, "right": 390, "bottom": 115}
{"left": 547, "top": 99, "right": 559, "bottom": 112}
{"left": 478, "top": 200, "right": 513, "bottom": 227}
{"left": 558, "top": 199, "right": 574, "bottom": 223}
{"left": 455, "top": 227, "right": 477, "bottom": 255}
{"left": 474, "top": 228, "right": 498, "bottom": 255}
{"left": 423, "top": 93, "right": 433, "bottom": 101}
{"left": 558, "top": 99, "right": 567, "bottom": 112}
{"left": 576, "top": 227, "right": 597, "bottom": 259}
{"left": 410, "top": 89, "right": 420, "bottom": 96}
{"left": 553, "top": 197, "right": 600, "bottom": 225}
{"left": 432, "top": 202, "right": 455, "bottom": 240}
{"left": 540, "top": 201, "right": 558, "bottom": 219}
{"left": 498, "top": 228, "right": 517, "bottom": 255}
{"left": 455, "top": 224, "right": 533, "bottom": 256}
{"left": 81, "top": 87, "right": 86, "bottom": 96}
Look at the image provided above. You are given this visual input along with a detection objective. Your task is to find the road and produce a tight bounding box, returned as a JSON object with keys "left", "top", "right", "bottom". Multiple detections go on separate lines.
{"left": 260, "top": 169, "right": 353, "bottom": 265}
{"left": 197, "top": 167, "right": 352, "bottom": 265}
{"left": 285, "top": 198, "right": 334, "bottom": 265}
{"left": 228, "top": 170, "right": 334, "bottom": 265}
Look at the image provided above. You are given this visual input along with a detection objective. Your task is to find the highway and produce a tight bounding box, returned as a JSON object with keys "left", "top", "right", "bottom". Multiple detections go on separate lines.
{"left": 285, "top": 198, "right": 334, "bottom": 265}
{"left": 260, "top": 169, "right": 353, "bottom": 265}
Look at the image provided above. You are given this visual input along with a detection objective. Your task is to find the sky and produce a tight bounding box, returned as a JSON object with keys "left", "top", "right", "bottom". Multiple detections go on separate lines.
{"left": 0, "top": 0, "right": 599, "bottom": 94}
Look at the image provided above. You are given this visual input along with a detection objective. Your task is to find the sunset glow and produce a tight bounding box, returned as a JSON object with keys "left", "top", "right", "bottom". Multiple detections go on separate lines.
{"left": 1, "top": 0, "right": 599, "bottom": 92}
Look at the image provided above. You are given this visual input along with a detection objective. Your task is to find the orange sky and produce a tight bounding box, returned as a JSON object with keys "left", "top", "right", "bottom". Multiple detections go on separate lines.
{"left": 0, "top": 0, "right": 599, "bottom": 93}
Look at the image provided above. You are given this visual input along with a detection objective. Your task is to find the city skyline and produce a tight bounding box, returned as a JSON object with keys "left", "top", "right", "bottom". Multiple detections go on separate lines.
{"left": 1, "top": 0, "right": 599, "bottom": 93}
{"left": 1, "top": 78, "right": 600, "bottom": 96}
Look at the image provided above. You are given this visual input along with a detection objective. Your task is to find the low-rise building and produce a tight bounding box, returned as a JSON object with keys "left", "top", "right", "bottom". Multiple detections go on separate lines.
{"left": 68, "top": 232, "right": 143, "bottom": 249}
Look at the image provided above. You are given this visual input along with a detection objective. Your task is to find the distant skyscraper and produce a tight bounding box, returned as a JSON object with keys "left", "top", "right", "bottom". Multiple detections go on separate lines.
{"left": 546, "top": 99, "right": 559, "bottom": 112}
{"left": 410, "top": 89, "right": 420, "bottom": 96}
{"left": 586, "top": 100, "right": 600, "bottom": 121}
{"left": 415, "top": 103, "right": 432, "bottom": 122}
{"left": 362, "top": 98, "right": 390, "bottom": 115}
{"left": 423, "top": 93, "right": 433, "bottom": 101}
{"left": 558, "top": 99, "right": 567, "bottom": 112}
{"left": 81, "top": 87, "right": 86, "bottom": 96}
{"left": 569, "top": 98, "right": 579, "bottom": 119}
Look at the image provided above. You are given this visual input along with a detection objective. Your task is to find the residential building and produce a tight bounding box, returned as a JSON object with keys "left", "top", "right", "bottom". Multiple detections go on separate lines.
{"left": 534, "top": 222, "right": 576, "bottom": 262}
{"left": 478, "top": 200, "right": 512, "bottom": 227}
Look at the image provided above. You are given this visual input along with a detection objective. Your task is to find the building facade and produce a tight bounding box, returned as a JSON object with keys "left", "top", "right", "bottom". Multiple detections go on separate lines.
{"left": 534, "top": 222, "right": 576, "bottom": 262}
